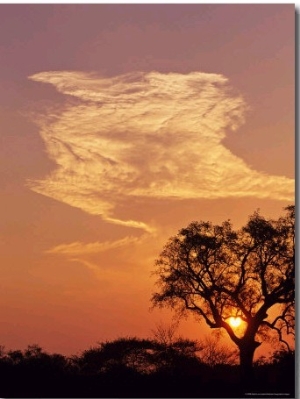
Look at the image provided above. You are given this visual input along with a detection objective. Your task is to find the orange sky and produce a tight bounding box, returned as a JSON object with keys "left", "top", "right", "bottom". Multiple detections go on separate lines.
{"left": 0, "top": 4, "right": 294, "bottom": 357}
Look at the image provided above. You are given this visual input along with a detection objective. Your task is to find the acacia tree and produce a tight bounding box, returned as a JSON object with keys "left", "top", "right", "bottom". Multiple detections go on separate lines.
{"left": 151, "top": 206, "right": 295, "bottom": 385}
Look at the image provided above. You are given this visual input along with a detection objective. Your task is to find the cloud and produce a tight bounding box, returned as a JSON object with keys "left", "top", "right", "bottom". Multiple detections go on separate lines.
{"left": 46, "top": 232, "right": 161, "bottom": 284}
{"left": 28, "top": 70, "right": 294, "bottom": 231}
{"left": 46, "top": 236, "right": 142, "bottom": 255}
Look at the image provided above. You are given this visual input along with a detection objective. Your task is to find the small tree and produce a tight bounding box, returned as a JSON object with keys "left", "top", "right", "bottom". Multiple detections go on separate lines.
{"left": 151, "top": 321, "right": 180, "bottom": 346}
{"left": 199, "top": 335, "right": 238, "bottom": 367}
{"left": 151, "top": 206, "right": 294, "bottom": 386}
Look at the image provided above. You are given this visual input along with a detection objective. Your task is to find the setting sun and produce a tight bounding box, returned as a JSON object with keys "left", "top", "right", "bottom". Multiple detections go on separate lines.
{"left": 228, "top": 317, "right": 242, "bottom": 328}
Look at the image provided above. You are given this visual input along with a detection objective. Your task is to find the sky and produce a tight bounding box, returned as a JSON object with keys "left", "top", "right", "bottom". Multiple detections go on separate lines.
{"left": 0, "top": 4, "right": 295, "bottom": 357}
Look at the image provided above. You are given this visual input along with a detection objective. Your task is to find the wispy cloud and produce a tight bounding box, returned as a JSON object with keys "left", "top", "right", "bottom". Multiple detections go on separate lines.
{"left": 47, "top": 232, "right": 161, "bottom": 283}
{"left": 46, "top": 236, "right": 142, "bottom": 255}
{"left": 28, "top": 70, "right": 294, "bottom": 231}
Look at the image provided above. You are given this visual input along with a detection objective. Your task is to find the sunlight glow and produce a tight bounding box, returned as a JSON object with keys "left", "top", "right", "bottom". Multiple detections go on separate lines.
{"left": 228, "top": 317, "right": 242, "bottom": 328}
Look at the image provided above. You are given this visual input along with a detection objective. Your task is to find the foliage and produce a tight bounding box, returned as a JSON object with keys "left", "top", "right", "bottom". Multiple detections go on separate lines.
{"left": 0, "top": 339, "right": 295, "bottom": 397}
{"left": 78, "top": 337, "right": 157, "bottom": 374}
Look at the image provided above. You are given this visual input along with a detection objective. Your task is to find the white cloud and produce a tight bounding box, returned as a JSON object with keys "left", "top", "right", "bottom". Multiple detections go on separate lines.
{"left": 28, "top": 70, "right": 294, "bottom": 231}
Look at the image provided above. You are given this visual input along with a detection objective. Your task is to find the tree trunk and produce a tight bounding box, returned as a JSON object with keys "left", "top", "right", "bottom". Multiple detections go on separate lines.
{"left": 239, "top": 342, "right": 258, "bottom": 391}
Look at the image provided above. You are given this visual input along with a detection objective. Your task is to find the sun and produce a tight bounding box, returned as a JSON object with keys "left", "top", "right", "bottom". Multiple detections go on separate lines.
{"left": 228, "top": 316, "right": 242, "bottom": 328}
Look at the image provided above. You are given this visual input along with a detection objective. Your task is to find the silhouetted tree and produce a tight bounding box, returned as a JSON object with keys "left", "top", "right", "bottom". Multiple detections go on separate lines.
{"left": 151, "top": 321, "right": 180, "bottom": 346}
{"left": 151, "top": 205, "right": 294, "bottom": 387}
{"left": 77, "top": 335, "right": 204, "bottom": 381}
{"left": 78, "top": 337, "right": 157, "bottom": 375}
{"left": 150, "top": 321, "right": 203, "bottom": 376}
{"left": 1, "top": 339, "right": 294, "bottom": 397}
{"left": 7, "top": 349, "right": 24, "bottom": 364}
{"left": 198, "top": 335, "right": 238, "bottom": 367}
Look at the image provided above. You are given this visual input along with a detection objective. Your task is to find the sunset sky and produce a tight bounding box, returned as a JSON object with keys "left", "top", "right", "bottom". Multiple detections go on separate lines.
{"left": 0, "top": 4, "right": 294, "bottom": 357}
